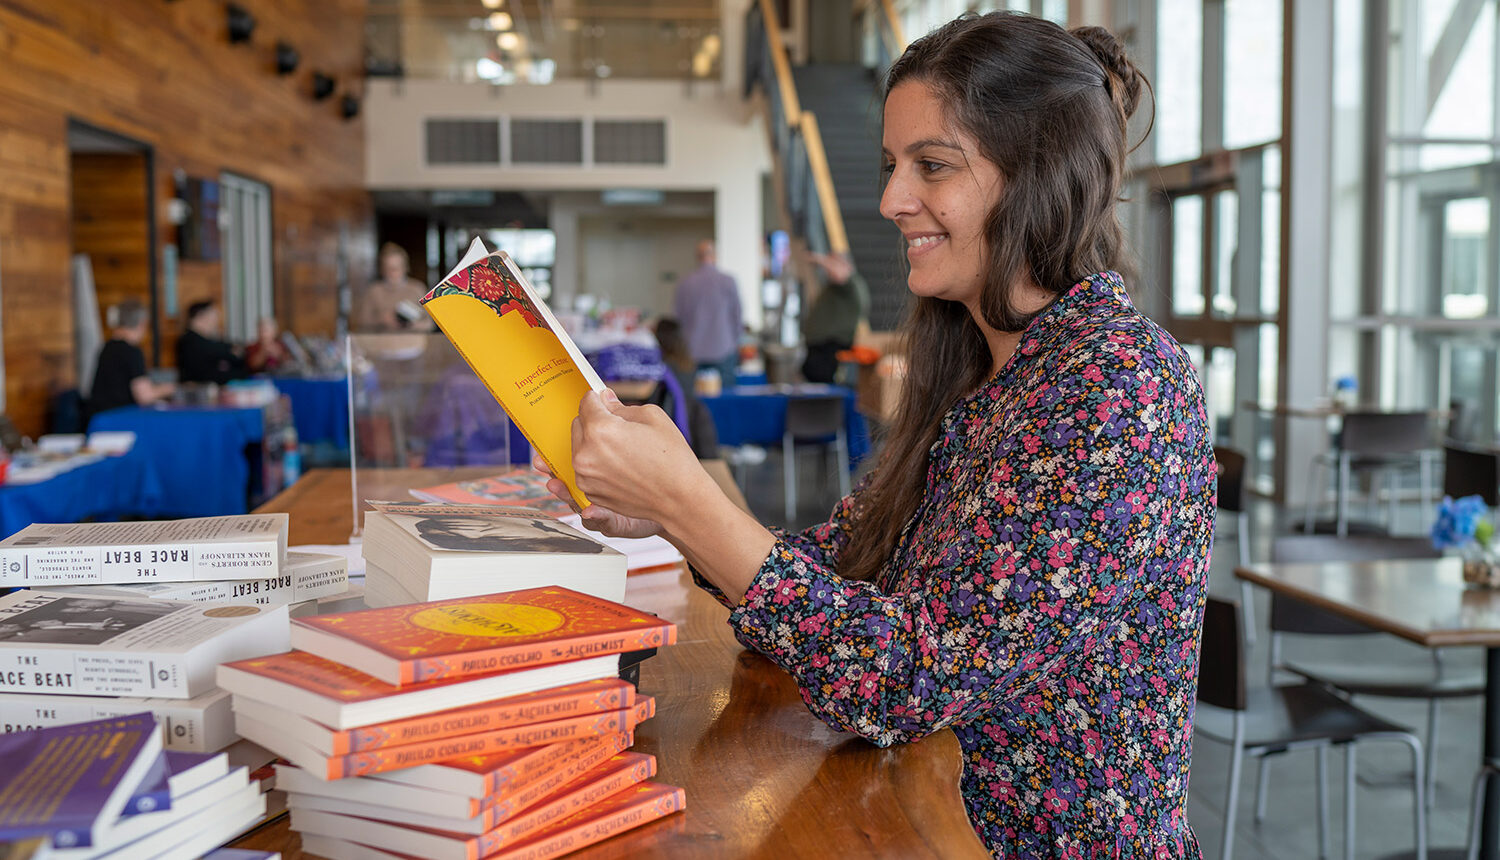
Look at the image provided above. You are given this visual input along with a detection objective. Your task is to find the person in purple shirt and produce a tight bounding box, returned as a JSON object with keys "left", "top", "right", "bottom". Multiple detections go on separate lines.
{"left": 672, "top": 240, "right": 742, "bottom": 387}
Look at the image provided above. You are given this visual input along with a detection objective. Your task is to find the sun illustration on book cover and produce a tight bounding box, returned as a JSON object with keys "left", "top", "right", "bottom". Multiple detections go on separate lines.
{"left": 410, "top": 603, "right": 567, "bottom": 639}
{"left": 423, "top": 256, "right": 545, "bottom": 330}
{"left": 306, "top": 588, "right": 667, "bottom": 661}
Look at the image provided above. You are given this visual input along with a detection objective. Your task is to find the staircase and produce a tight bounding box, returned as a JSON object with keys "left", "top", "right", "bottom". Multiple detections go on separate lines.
{"left": 791, "top": 63, "right": 908, "bottom": 330}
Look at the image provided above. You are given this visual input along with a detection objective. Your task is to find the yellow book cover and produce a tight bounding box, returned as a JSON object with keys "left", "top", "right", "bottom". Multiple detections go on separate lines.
{"left": 421, "top": 239, "right": 605, "bottom": 507}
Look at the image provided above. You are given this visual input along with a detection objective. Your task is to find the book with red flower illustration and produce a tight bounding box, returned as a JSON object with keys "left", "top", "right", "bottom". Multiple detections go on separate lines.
{"left": 409, "top": 469, "right": 574, "bottom": 518}
{"left": 296, "top": 780, "right": 686, "bottom": 860}
{"left": 421, "top": 238, "right": 605, "bottom": 509}
{"left": 287, "top": 586, "right": 676, "bottom": 687}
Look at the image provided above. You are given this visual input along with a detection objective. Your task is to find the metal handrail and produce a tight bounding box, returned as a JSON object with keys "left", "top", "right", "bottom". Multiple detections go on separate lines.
{"left": 747, "top": 0, "right": 850, "bottom": 256}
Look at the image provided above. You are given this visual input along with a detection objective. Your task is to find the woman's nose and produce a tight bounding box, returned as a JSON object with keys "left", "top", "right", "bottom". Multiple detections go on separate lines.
{"left": 879, "top": 171, "right": 918, "bottom": 222}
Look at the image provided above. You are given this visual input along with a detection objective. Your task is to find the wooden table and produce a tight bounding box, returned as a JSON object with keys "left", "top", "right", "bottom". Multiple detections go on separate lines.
{"left": 231, "top": 467, "right": 987, "bottom": 859}
{"left": 1236, "top": 557, "right": 1500, "bottom": 859}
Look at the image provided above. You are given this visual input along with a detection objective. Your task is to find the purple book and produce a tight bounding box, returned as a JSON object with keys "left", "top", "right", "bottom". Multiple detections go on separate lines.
{"left": 0, "top": 713, "right": 163, "bottom": 848}
{"left": 120, "top": 753, "right": 171, "bottom": 817}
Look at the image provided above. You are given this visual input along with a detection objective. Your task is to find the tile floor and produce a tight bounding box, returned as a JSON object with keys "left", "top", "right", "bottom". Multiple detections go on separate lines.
{"left": 728, "top": 443, "right": 1485, "bottom": 859}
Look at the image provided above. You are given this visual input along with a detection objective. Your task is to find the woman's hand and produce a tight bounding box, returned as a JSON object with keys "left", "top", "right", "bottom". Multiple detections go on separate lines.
{"left": 531, "top": 449, "right": 665, "bottom": 540}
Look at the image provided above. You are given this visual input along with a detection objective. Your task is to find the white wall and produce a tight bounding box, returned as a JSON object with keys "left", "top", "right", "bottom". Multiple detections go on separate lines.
{"left": 365, "top": 77, "right": 770, "bottom": 327}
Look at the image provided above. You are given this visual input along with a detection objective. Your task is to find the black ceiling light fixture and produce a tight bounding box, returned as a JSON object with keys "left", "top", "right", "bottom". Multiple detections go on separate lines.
{"left": 340, "top": 93, "right": 361, "bottom": 120}
{"left": 275, "top": 41, "right": 299, "bottom": 75}
{"left": 311, "top": 72, "right": 336, "bottom": 100}
{"left": 226, "top": 2, "right": 256, "bottom": 44}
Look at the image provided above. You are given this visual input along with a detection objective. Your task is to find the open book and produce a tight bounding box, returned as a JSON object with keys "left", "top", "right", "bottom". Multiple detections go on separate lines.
{"left": 421, "top": 239, "right": 605, "bottom": 508}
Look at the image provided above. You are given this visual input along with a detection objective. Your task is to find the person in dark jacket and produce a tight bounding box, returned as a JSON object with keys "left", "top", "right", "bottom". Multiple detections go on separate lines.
{"left": 800, "top": 251, "right": 870, "bottom": 384}
{"left": 89, "top": 300, "right": 175, "bottom": 415}
{"left": 175, "top": 300, "right": 245, "bottom": 385}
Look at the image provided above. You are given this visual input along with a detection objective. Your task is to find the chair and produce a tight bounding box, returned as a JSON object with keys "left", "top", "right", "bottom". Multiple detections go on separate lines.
{"left": 782, "top": 395, "right": 851, "bottom": 524}
{"left": 1265, "top": 534, "right": 1479, "bottom": 808}
{"left": 1303, "top": 410, "right": 1436, "bottom": 537}
{"left": 1195, "top": 596, "right": 1427, "bottom": 860}
{"left": 1215, "top": 446, "right": 1257, "bottom": 645}
{"left": 1444, "top": 442, "right": 1500, "bottom": 508}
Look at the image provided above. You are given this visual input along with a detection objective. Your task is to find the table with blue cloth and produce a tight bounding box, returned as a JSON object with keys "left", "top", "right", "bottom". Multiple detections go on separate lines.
{"left": 701, "top": 384, "right": 870, "bottom": 465}
{"left": 271, "top": 376, "right": 349, "bottom": 450}
{"left": 0, "top": 449, "right": 165, "bottom": 538}
{"left": 89, "top": 405, "right": 265, "bottom": 518}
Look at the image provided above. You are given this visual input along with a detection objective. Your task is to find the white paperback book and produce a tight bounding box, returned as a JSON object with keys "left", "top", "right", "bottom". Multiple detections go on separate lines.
{"left": 37, "top": 550, "right": 348, "bottom": 606}
{"left": 361, "top": 503, "right": 626, "bottom": 604}
{"left": 0, "top": 514, "right": 289, "bottom": 587}
{"left": 0, "top": 687, "right": 235, "bottom": 752}
{"left": 43, "top": 764, "right": 248, "bottom": 860}
{"left": 0, "top": 591, "right": 289, "bottom": 698}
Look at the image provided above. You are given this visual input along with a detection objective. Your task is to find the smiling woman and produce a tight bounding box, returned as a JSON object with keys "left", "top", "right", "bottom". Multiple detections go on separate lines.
{"left": 547, "top": 11, "right": 1215, "bottom": 859}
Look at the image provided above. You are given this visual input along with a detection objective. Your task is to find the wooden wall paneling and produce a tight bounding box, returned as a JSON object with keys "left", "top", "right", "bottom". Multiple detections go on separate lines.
{"left": 70, "top": 152, "right": 152, "bottom": 358}
{"left": 0, "top": 0, "right": 375, "bottom": 435}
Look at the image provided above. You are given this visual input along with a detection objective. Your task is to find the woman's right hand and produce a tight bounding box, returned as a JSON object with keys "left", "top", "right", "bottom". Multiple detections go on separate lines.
{"left": 532, "top": 454, "right": 665, "bottom": 540}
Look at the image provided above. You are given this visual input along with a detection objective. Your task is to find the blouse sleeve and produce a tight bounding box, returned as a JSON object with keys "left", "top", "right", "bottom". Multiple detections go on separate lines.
{"left": 724, "top": 350, "right": 1196, "bottom": 746}
{"left": 690, "top": 481, "right": 864, "bottom": 608}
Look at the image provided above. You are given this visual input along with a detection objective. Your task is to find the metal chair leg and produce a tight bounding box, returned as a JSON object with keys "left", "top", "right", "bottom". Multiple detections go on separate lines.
{"left": 1467, "top": 765, "right": 1498, "bottom": 860}
{"left": 1240, "top": 581, "right": 1258, "bottom": 650}
{"left": 1427, "top": 698, "right": 1440, "bottom": 809}
{"left": 1254, "top": 755, "right": 1271, "bottom": 822}
{"left": 1223, "top": 718, "right": 1246, "bottom": 860}
{"left": 1318, "top": 745, "right": 1331, "bottom": 859}
{"left": 1346, "top": 744, "right": 1357, "bottom": 860}
{"left": 1401, "top": 734, "right": 1429, "bottom": 860}
{"left": 1304, "top": 460, "right": 1323, "bottom": 535}
{"left": 1337, "top": 455, "right": 1351, "bottom": 538}
{"left": 782, "top": 432, "right": 796, "bottom": 525}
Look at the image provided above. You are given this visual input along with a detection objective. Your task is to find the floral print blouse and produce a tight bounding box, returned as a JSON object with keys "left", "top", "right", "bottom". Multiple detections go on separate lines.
{"left": 700, "top": 272, "right": 1215, "bottom": 858}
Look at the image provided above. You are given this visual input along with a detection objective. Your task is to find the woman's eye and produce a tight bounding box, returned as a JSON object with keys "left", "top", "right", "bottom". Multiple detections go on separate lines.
{"left": 879, "top": 162, "right": 895, "bottom": 177}
{"left": 918, "top": 160, "right": 945, "bottom": 174}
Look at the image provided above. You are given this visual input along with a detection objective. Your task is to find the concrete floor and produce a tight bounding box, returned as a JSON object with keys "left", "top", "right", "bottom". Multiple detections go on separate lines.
{"left": 729, "top": 445, "right": 1486, "bottom": 859}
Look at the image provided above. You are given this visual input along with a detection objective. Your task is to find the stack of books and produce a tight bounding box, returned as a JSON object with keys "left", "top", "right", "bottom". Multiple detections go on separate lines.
{"left": 217, "top": 586, "right": 687, "bottom": 858}
{"left": 0, "top": 514, "right": 345, "bottom": 752}
{"left": 0, "top": 588, "right": 288, "bottom": 753}
{"left": 0, "top": 713, "right": 262, "bottom": 858}
{"left": 361, "top": 502, "right": 626, "bottom": 606}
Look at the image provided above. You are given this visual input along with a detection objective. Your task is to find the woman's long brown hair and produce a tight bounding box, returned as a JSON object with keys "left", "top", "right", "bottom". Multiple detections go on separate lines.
{"left": 836, "top": 12, "right": 1149, "bottom": 582}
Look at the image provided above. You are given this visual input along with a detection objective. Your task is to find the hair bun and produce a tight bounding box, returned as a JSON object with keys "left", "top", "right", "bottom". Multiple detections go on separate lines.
{"left": 1070, "top": 25, "right": 1143, "bottom": 121}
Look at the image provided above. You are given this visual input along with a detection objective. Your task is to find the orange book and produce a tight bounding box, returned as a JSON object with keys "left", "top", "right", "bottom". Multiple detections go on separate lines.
{"left": 216, "top": 648, "right": 619, "bottom": 730}
{"left": 289, "top": 586, "right": 677, "bottom": 686}
{"left": 377, "top": 732, "right": 633, "bottom": 798}
{"left": 289, "top": 753, "right": 658, "bottom": 860}
{"left": 297, "top": 782, "right": 686, "bottom": 860}
{"left": 486, "top": 781, "right": 686, "bottom": 860}
{"left": 239, "top": 696, "right": 654, "bottom": 780}
{"left": 234, "top": 677, "right": 635, "bottom": 755}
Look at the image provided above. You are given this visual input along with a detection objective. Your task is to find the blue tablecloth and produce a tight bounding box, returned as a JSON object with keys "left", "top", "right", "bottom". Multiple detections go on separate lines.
{"left": 272, "top": 376, "right": 350, "bottom": 449}
{"left": 702, "top": 384, "right": 870, "bottom": 464}
{"left": 89, "top": 406, "right": 265, "bottom": 518}
{"left": 0, "top": 449, "right": 164, "bottom": 538}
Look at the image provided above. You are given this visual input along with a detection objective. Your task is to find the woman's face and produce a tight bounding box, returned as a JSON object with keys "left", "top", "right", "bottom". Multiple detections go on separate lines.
{"left": 879, "top": 81, "right": 1005, "bottom": 311}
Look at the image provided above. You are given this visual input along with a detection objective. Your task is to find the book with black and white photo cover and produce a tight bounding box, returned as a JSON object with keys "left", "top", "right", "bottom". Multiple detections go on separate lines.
{"left": 0, "top": 688, "right": 235, "bottom": 752}
{"left": 362, "top": 502, "right": 625, "bottom": 604}
{"left": 0, "top": 515, "right": 288, "bottom": 587}
{"left": 37, "top": 551, "right": 347, "bottom": 607}
{"left": 0, "top": 591, "right": 288, "bottom": 698}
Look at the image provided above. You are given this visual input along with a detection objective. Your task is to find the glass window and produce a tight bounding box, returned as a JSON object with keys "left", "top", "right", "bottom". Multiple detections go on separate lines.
{"left": 1441, "top": 198, "right": 1490, "bottom": 318}
{"left": 1155, "top": 0, "right": 1202, "bottom": 164}
{"left": 1172, "top": 195, "right": 1205, "bottom": 315}
{"left": 1421, "top": 2, "right": 1495, "bottom": 170}
{"left": 1223, "top": 0, "right": 1282, "bottom": 148}
{"left": 1212, "top": 190, "right": 1238, "bottom": 316}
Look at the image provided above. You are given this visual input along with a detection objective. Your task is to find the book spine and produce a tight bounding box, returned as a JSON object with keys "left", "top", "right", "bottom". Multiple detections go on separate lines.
{"left": 336, "top": 708, "right": 633, "bottom": 779}
{"left": 341, "top": 683, "right": 632, "bottom": 754}
{"left": 490, "top": 786, "right": 686, "bottom": 860}
{"left": 0, "top": 539, "right": 279, "bottom": 586}
{"left": 407, "top": 626, "right": 674, "bottom": 684}
{"left": 0, "top": 693, "right": 230, "bottom": 752}
{"left": 482, "top": 733, "right": 633, "bottom": 829}
{"left": 291, "top": 562, "right": 349, "bottom": 603}
{"left": 481, "top": 732, "right": 631, "bottom": 795}
{"left": 476, "top": 755, "right": 657, "bottom": 857}
{"left": 0, "top": 650, "right": 191, "bottom": 698}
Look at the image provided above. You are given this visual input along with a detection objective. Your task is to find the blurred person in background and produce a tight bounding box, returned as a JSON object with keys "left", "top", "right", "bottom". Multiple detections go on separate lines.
{"left": 799, "top": 251, "right": 869, "bottom": 384}
{"left": 673, "top": 240, "right": 742, "bottom": 386}
{"left": 357, "top": 242, "right": 437, "bottom": 333}
{"left": 176, "top": 300, "right": 245, "bottom": 385}
{"left": 245, "top": 316, "right": 294, "bottom": 374}
{"left": 90, "top": 299, "right": 175, "bottom": 415}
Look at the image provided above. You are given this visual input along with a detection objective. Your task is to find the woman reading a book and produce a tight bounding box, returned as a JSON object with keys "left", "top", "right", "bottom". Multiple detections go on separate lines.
{"left": 545, "top": 12, "right": 1214, "bottom": 857}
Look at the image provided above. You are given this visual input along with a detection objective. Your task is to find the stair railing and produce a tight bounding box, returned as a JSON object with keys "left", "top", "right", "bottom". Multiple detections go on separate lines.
{"left": 862, "top": 0, "right": 908, "bottom": 78}
{"left": 746, "top": 0, "right": 849, "bottom": 257}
